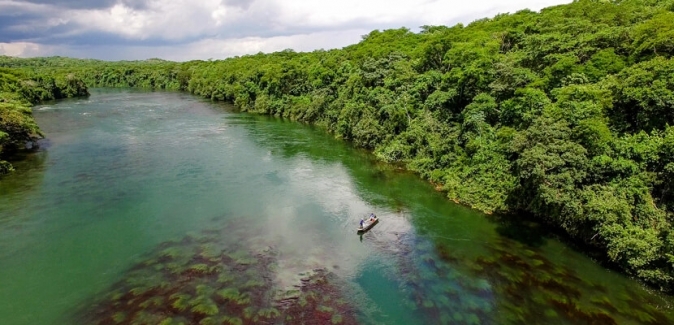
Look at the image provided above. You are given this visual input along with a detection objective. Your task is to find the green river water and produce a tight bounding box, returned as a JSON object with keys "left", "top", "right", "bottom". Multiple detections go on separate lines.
{"left": 0, "top": 89, "right": 673, "bottom": 325}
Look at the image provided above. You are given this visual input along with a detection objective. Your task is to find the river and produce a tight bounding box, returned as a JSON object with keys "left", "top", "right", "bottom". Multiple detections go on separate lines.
{"left": 0, "top": 89, "right": 672, "bottom": 325}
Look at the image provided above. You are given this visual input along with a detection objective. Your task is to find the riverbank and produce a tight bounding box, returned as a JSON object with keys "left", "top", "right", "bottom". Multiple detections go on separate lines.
{"left": 0, "top": 68, "right": 88, "bottom": 174}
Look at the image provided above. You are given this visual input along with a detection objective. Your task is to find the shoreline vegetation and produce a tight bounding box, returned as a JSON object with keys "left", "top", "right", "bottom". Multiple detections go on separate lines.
{"left": 0, "top": 68, "right": 89, "bottom": 172}
{"left": 2, "top": 0, "right": 674, "bottom": 293}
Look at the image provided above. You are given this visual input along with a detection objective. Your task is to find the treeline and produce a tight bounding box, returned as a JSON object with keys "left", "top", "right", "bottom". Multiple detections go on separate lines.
{"left": 3, "top": 0, "right": 674, "bottom": 291}
{"left": 0, "top": 67, "right": 89, "bottom": 173}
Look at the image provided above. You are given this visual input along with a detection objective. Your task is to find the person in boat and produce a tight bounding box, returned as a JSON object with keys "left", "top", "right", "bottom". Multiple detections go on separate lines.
{"left": 360, "top": 218, "right": 365, "bottom": 228}
{"left": 369, "top": 213, "right": 376, "bottom": 222}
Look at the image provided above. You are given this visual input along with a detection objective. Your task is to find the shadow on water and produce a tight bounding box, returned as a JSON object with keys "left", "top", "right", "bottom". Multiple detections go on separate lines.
{"left": 372, "top": 230, "right": 674, "bottom": 325}
{"left": 488, "top": 210, "right": 625, "bottom": 277}
{"left": 489, "top": 213, "right": 548, "bottom": 248}
{"left": 0, "top": 149, "right": 50, "bottom": 264}
{"left": 0, "top": 147, "right": 48, "bottom": 221}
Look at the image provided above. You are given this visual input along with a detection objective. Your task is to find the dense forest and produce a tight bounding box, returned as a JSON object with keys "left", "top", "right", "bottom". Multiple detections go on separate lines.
{"left": 3, "top": 0, "right": 674, "bottom": 292}
{"left": 0, "top": 68, "right": 88, "bottom": 173}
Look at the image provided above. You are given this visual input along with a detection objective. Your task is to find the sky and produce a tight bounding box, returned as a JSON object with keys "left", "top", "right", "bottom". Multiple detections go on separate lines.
{"left": 0, "top": 0, "right": 571, "bottom": 61}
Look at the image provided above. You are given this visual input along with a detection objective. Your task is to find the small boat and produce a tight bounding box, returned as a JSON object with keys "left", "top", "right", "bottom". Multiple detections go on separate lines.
{"left": 357, "top": 216, "right": 379, "bottom": 233}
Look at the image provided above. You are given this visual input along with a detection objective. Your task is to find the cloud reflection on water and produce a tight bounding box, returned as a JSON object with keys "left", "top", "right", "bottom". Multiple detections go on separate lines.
{"left": 248, "top": 155, "right": 414, "bottom": 291}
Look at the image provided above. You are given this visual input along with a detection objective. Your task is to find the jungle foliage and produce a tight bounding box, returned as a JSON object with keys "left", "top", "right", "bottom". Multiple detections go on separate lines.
{"left": 3, "top": 0, "right": 674, "bottom": 292}
{"left": 0, "top": 67, "right": 88, "bottom": 173}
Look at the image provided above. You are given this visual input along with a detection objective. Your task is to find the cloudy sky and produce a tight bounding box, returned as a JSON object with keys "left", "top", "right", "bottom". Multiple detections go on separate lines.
{"left": 0, "top": 0, "right": 571, "bottom": 61}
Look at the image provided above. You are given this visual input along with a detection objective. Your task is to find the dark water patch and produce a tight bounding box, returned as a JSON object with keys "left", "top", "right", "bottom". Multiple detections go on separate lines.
{"left": 492, "top": 215, "right": 547, "bottom": 248}
{"left": 366, "top": 229, "right": 674, "bottom": 325}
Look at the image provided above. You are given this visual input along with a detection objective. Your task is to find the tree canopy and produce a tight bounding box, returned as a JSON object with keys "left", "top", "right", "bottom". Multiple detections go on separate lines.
{"left": 0, "top": 66, "right": 88, "bottom": 172}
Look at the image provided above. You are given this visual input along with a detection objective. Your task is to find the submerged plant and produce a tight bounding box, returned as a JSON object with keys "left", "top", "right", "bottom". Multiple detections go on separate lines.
{"left": 77, "top": 218, "right": 360, "bottom": 325}
{"left": 414, "top": 232, "right": 674, "bottom": 324}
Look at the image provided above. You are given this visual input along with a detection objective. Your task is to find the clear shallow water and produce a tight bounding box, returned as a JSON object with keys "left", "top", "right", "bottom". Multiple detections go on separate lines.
{"left": 0, "top": 89, "right": 672, "bottom": 324}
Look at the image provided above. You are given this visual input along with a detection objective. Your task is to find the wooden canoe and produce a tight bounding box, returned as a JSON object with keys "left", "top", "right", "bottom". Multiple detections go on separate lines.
{"left": 357, "top": 218, "right": 378, "bottom": 233}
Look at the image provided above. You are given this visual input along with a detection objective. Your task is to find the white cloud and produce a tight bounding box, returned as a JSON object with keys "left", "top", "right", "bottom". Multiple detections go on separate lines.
{"left": 0, "top": 1, "right": 66, "bottom": 34}
{"left": 181, "top": 29, "right": 369, "bottom": 59}
{"left": 41, "top": 28, "right": 367, "bottom": 61}
{"left": 70, "top": 0, "right": 221, "bottom": 40}
{"left": 0, "top": 42, "right": 53, "bottom": 57}
{"left": 0, "top": 0, "right": 572, "bottom": 60}
{"left": 278, "top": 0, "right": 568, "bottom": 27}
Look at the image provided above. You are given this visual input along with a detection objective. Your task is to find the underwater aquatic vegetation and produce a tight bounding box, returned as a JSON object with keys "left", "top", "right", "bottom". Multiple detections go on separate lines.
{"left": 242, "top": 306, "right": 255, "bottom": 319}
{"left": 256, "top": 307, "right": 280, "bottom": 318}
{"left": 77, "top": 219, "right": 360, "bottom": 325}
{"left": 216, "top": 288, "right": 238, "bottom": 301}
{"left": 198, "top": 243, "right": 223, "bottom": 260}
{"left": 158, "top": 317, "right": 188, "bottom": 325}
{"left": 375, "top": 231, "right": 674, "bottom": 325}
{"left": 331, "top": 313, "right": 344, "bottom": 324}
{"left": 138, "top": 296, "right": 164, "bottom": 309}
{"left": 160, "top": 246, "right": 187, "bottom": 260}
{"left": 241, "top": 279, "right": 265, "bottom": 289}
{"left": 170, "top": 293, "right": 192, "bottom": 312}
{"left": 199, "top": 315, "right": 242, "bottom": 325}
{"left": 190, "top": 297, "right": 219, "bottom": 316}
{"left": 129, "top": 286, "right": 154, "bottom": 297}
{"left": 112, "top": 312, "right": 126, "bottom": 323}
{"left": 129, "top": 310, "right": 165, "bottom": 324}
{"left": 216, "top": 271, "right": 235, "bottom": 284}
